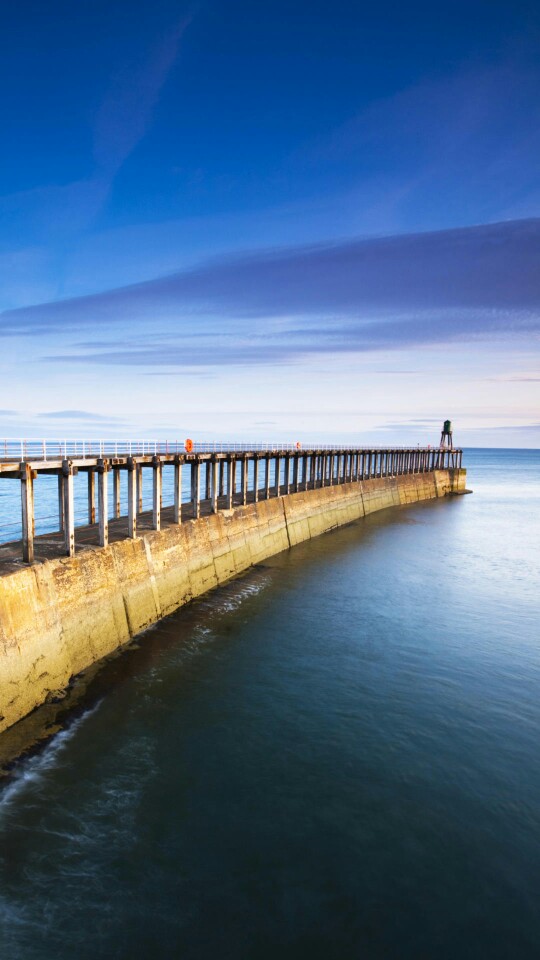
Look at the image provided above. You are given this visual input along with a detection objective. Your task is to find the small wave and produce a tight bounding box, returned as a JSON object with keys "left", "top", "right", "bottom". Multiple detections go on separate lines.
{"left": 0, "top": 701, "right": 102, "bottom": 822}
{"left": 208, "top": 575, "right": 270, "bottom": 615}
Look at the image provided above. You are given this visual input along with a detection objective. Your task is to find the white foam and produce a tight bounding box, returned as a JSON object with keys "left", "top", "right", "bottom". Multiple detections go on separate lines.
{"left": 0, "top": 701, "right": 102, "bottom": 823}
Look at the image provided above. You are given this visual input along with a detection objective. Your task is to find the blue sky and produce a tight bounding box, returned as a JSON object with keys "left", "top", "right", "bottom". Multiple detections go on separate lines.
{"left": 1, "top": 0, "right": 539, "bottom": 445}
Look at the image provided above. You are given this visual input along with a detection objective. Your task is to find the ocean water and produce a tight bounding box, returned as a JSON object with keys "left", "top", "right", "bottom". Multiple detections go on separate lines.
{"left": 0, "top": 449, "right": 539, "bottom": 959}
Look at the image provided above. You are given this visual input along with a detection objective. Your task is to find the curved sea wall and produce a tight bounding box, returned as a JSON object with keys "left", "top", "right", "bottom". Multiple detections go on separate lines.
{"left": 0, "top": 468, "right": 466, "bottom": 733}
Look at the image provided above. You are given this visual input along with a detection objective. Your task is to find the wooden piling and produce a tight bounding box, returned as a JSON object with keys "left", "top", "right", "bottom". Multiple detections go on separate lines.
{"left": 227, "top": 459, "right": 233, "bottom": 509}
{"left": 20, "top": 462, "right": 34, "bottom": 563}
{"left": 113, "top": 468, "right": 121, "bottom": 519}
{"left": 173, "top": 460, "right": 182, "bottom": 523}
{"left": 192, "top": 461, "right": 200, "bottom": 519}
{"left": 152, "top": 457, "right": 162, "bottom": 531}
{"left": 62, "top": 460, "right": 75, "bottom": 557}
{"left": 211, "top": 458, "right": 218, "bottom": 513}
{"left": 127, "top": 459, "right": 137, "bottom": 538}
{"left": 87, "top": 470, "right": 96, "bottom": 524}
{"left": 97, "top": 459, "right": 108, "bottom": 548}
{"left": 254, "top": 456, "right": 259, "bottom": 503}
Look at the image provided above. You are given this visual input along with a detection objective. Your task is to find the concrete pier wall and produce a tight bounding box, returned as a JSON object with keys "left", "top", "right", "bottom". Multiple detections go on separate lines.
{"left": 0, "top": 468, "right": 466, "bottom": 733}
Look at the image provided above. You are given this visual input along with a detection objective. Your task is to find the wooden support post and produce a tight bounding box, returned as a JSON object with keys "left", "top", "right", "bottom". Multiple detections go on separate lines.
{"left": 127, "top": 460, "right": 137, "bottom": 538}
{"left": 284, "top": 455, "right": 290, "bottom": 494}
{"left": 62, "top": 460, "right": 75, "bottom": 557}
{"left": 137, "top": 464, "right": 143, "bottom": 514}
{"left": 254, "top": 456, "right": 259, "bottom": 503}
{"left": 192, "top": 461, "right": 200, "bottom": 519}
{"left": 205, "top": 462, "right": 212, "bottom": 501}
{"left": 210, "top": 458, "right": 218, "bottom": 513}
{"left": 219, "top": 460, "right": 225, "bottom": 496}
{"left": 173, "top": 460, "right": 183, "bottom": 523}
{"left": 152, "top": 457, "right": 162, "bottom": 531}
{"left": 275, "top": 455, "right": 280, "bottom": 497}
{"left": 97, "top": 459, "right": 108, "bottom": 548}
{"left": 231, "top": 459, "right": 237, "bottom": 502}
{"left": 87, "top": 470, "right": 96, "bottom": 524}
{"left": 211, "top": 458, "right": 218, "bottom": 513}
{"left": 58, "top": 475, "right": 65, "bottom": 531}
{"left": 293, "top": 454, "right": 299, "bottom": 492}
{"left": 242, "top": 457, "right": 248, "bottom": 505}
{"left": 227, "top": 459, "right": 233, "bottom": 509}
{"left": 20, "top": 462, "right": 35, "bottom": 563}
{"left": 265, "top": 457, "right": 270, "bottom": 499}
{"left": 113, "top": 468, "right": 121, "bottom": 518}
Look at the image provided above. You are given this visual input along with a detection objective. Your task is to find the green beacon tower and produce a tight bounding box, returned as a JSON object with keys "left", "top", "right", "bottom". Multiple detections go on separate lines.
{"left": 440, "top": 420, "right": 453, "bottom": 449}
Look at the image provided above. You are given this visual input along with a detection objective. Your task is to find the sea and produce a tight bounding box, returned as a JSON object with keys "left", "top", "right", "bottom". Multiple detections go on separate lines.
{"left": 0, "top": 448, "right": 539, "bottom": 959}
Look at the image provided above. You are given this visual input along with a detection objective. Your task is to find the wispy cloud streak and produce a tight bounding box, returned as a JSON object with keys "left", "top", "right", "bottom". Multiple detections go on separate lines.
{"left": 2, "top": 218, "right": 539, "bottom": 367}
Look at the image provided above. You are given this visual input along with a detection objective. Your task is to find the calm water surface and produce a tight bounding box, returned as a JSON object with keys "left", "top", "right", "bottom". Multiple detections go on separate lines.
{"left": 0, "top": 449, "right": 539, "bottom": 959}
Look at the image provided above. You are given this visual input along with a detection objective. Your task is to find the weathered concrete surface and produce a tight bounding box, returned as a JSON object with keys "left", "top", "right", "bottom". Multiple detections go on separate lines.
{"left": 0, "top": 469, "right": 467, "bottom": 733}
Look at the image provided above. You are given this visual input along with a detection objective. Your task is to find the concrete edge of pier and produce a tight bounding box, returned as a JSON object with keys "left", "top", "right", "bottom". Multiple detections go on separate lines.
{"left": 0, "top": 468, "right": 467, "bottom": 736}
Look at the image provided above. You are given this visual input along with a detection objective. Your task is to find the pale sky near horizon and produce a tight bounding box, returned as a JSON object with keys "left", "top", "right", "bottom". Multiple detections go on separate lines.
{"left": 1, "top": 0, "right": 539, "bottom": 447}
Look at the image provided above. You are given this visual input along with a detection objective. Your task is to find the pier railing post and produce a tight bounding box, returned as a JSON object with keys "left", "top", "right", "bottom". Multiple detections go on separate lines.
{"left": 127, "top": 459, "right": 137, "bottom": 538}
{"left": 97, "top": 459, "right": 109, "bottom": 547}
{"left": 20, "top": 462, "right": 35, "bottom": 563}
{"left": 62, "top": 460, "right": 75, "bottom": 557}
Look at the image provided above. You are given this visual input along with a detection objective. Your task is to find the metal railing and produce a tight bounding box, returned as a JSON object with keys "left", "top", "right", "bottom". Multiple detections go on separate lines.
{"left": 0, "top": 438, "right": 448, "bottom": 462}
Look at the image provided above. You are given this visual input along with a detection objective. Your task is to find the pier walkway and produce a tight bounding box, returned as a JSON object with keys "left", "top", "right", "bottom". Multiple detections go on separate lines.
{"left": 0, "top": 440, "right": 463, "bottom": 567}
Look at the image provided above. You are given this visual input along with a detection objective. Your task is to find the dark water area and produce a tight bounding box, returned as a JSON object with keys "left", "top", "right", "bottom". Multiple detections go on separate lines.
{"left": 1, "top": 449, "right": 539, "bottom": 959}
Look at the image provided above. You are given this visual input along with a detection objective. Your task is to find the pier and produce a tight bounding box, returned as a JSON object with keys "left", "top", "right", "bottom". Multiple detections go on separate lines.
{"left": 0, "top": 437, "right": 467, "bottom": 734}
{"left": 0, "top": 440, "right": 463, "bottom": 567}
